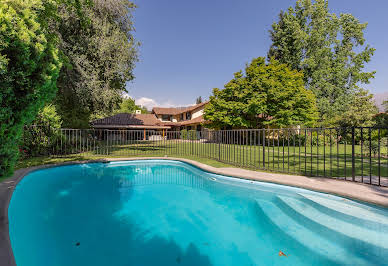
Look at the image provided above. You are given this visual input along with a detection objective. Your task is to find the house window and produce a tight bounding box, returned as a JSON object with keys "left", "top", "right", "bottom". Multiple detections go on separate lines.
{"left": 180, "top": 113, "right": 184, "bottom": 121}
{"left": 186, "top": 112, "right": 191, "bottom": 120}
{"left": 162, "top": 115, "right": 171, "bottom": 121}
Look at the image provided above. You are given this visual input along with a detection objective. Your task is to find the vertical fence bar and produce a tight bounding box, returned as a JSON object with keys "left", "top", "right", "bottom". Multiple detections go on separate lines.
{"left": 304, "top": 129, "right": 307, "bottom": 175}
{"left": 263, "top": 129, "right": 266, "bottom": 169}
{"left": 369, "top": 128, "right": 372, "bottom": 184}
{"left": 277, "top": 129, "right": 280, "bottom": 171}
{"left": 298, "top": 128, "right": 301, "bottom": 174}
{"left": 316, "top": 129, "right": 319, "bottom": 177}
{"left": 310, "top": 129, "right": 313, "bottom": 176}
{"left": 352, "top": 127, "right": 355, "bottom": 181}
{"left": 378, "top": 128, "right": 381, "bottom": 186}
{"left": 361, "top": 127, "right": 364, "bottom": 183}
{"left": 253, "top": 130, "right": 256, "bottom": 169}
{"left": 344, "top": 128, "right": 347, "bottom": 180}
{"left": 272, "top": 129, "right": 275, "bottom": 170}
{"left": 218, "top": 131, "right": 221, "bottom": 161}
{"left": 323, "top": 128, "right": 326, "bottom": 177}
{"left": 282, "top": 129, "right": 285, "bottom": 172}
{"left": 287, "top": 129, "right": 290, "bottom": 174}
{"left": 330, "top": 129, "right": 332, "bottom": 178}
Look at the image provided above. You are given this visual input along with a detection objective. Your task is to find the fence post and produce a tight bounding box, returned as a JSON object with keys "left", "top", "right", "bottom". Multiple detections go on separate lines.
{"left": 352, "top": 127, "right": 355, "bottom": 181}
{"left": 218, "top": 131, "right": 221, "bottom": 161}
{"left": 263, "top": 129, "right": 266, "bottom": 168}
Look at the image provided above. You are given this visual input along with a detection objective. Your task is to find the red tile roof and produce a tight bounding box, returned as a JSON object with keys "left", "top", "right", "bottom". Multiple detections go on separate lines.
{"left": 179, "top": 115, "right": 206, "bottom": 125}
{"left": 91, "top": 102, "right": 209, "bottom": 129}
{"left": 91, "top": 113, "right": 170, "bottom": 129}
{"left": 152, "top": 101, "right": 208, "bottom": 115}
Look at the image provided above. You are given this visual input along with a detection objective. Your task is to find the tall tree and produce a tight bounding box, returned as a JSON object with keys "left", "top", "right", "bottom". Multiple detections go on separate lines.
{"left": 0, "top": 0, "right": 62, "bottom": 177}
{"left": 204, "top": 57, "right": 318, "bottom": 129}
{"left": 196, "top": 96, "right": 203, "bottom": 104}
{"left": 268, "top": 0, "right": 375, "bottom": 125}
{"left": 54, "top": 0, "right": 138, "bottom": 128}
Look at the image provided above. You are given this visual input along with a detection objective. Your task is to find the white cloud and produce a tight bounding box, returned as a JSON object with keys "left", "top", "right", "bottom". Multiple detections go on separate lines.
{"left": 135, "top": 97, "right": 195, "bottom": 110}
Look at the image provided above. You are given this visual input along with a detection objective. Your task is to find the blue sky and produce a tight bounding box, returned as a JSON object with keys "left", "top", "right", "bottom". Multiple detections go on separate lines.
{"left": 128, "top": 0, "right": 388, "bottom": 109}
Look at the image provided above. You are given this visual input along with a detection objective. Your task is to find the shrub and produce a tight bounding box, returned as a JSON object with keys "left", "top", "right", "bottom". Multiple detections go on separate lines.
{"left": 0, "top": 0, "right": 61, "bottom": 177}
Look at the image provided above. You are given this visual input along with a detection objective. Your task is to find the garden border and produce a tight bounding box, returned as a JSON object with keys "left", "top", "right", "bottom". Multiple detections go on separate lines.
{"left": 1, "top": 157, "right": 388, "bottom": 265}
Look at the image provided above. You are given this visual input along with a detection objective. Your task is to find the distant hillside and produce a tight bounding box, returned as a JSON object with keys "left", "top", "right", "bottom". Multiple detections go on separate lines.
{"left": 373, "top": 91, "right": 388, "bottom": 112}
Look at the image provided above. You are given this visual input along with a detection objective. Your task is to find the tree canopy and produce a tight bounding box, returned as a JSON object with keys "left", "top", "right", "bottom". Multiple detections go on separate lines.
{"left": 268, "top": 0, "right": 375, "bottom": 125}
{"left": 0, "top": 0, "right": 62, "bottom": 177}
{"left": 113, "top": 97, "right": 149, "bottom": 114}
{"left": 54, "top": 0, "right": 138, "bottom": 128}
{"left": 336, "top": 89, "right": 378, "bottom": 127}
{"left": 204, "top": 57, "right": 318, "bottom": 129}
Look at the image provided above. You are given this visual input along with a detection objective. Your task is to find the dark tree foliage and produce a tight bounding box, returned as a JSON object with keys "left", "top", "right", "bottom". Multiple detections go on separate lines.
{"left": 54, "top": 0, "right": 138, "bottom": 128}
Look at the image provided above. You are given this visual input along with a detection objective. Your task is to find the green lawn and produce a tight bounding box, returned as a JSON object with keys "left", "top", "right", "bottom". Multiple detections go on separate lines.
{"left": 21, "top": 139, "right": 387, "bottom": 181}
{"left": 14, "top": 153, "right": 232, "bottom": 172}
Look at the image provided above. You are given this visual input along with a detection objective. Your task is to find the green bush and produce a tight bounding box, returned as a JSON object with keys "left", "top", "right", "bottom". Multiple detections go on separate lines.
{"left": 180, "top": 130, "right": 188, "bottom": 140}
{"left": 20, "top": 105, "right": 63, "bottom": 158}
{"left": 0, "top": 1, "right": 62, "bottom": 177}
{"left": 180, "top": 130, "right": 198, "bottom": 140}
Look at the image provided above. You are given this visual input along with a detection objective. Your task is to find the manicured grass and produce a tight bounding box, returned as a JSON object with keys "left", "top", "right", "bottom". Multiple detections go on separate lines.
{"left": 14, "top": 154, "right": 233, "bottom": 172}
{"left": 7, "top": 140, "right": 387, "bottom": 184}
{"left": 76, "top": 140, "right": 387, "bottom": 178}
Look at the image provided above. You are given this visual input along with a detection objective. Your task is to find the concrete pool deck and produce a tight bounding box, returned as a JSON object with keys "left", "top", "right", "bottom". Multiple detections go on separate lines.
{"left": 1, "top": 157, "right": 388, "bottom": 265}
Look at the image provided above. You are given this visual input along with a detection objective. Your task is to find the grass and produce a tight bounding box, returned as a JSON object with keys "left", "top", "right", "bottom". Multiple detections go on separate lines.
{"left": 13, "top": 139, "right": 388, "bottom": 183}
{"left": 14, "top": 153, "right": 233, "bottom": 172}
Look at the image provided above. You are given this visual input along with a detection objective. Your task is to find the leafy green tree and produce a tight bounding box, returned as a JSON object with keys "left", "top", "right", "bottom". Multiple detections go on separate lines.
{"left": 54, "top": 0, "right": 139, "bottom": 128}
{"left": 34, "top": 104, "right": 63, "bottom": 129}
{"left": 0, "top": 0, "right": 62, "bottom": 177}
{"left": 268, "top": 0, "right": 375, "bottom": 125}
{"left": 204, "top": 57, "right": 318, "bottom": 129}
{"left": 114, "top": 97, "right": 149, "bottom": 114}
{"left": 196, "top": 96, "right": 203, "bottom": 104}
{"left": 336, "top": 89, "right": 378, "bottom": 127}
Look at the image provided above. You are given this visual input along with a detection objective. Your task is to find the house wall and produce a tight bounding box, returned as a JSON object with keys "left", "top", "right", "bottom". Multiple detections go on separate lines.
{"left": 154, "top": 103, "right": 208, "bottom": 125}
{"left": 192, "top": 105, "right": 205, "bottom": 119}
{"left": 156, "top": 114, "right": 173, "bottom": 122}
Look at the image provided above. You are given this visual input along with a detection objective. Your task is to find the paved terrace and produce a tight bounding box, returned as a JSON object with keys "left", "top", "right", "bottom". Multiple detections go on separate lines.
{"left": 1, "top": 157, "right": 388, "bottom": 265}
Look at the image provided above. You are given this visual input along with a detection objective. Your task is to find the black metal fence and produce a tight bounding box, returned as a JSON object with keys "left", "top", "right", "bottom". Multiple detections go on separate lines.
{"left": 21, "top": 126, "right": 388, "bottom": 186}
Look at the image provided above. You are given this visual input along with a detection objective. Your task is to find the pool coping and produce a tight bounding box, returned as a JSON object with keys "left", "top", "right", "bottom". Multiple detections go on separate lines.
{"left": 1, "top": 157, "right": 388, "bottom": 265}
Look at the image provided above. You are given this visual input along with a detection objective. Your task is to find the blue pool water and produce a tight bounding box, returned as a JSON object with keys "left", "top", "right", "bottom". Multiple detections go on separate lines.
{"left": 8, "top": 160, "right": 388, "bottom": 266}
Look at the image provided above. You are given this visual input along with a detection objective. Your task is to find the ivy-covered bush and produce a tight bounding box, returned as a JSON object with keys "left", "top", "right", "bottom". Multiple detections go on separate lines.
{"left": 20, "top": 105, "right": 63, "bottom": 158}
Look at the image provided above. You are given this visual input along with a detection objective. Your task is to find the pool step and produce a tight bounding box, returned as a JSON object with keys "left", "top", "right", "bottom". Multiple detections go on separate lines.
{"left": 275, "top": 195, "right": 388, "bottom": 261}
{"left": 255, "top": 200, "right": 369, "bottom": 265}
{"left": 298, "top": 193, "right": 388, "bottom": 229}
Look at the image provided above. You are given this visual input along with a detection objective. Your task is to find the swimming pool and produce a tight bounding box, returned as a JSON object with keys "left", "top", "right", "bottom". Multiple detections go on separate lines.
{"left": 8, "top": 160, "right": 388, "bottom": 266}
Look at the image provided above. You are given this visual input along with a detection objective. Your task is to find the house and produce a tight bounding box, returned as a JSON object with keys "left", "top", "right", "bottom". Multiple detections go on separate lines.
{"left": 151, "top": 101, "right": 208, "bottom": 131}
{"left": 91, "top": 102, "right": 209, "bottom": 133}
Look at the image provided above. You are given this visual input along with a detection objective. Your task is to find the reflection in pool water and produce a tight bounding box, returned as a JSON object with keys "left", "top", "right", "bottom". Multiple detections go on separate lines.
{"left": 8, "top": 160, "right": 388, "bottom": 266}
